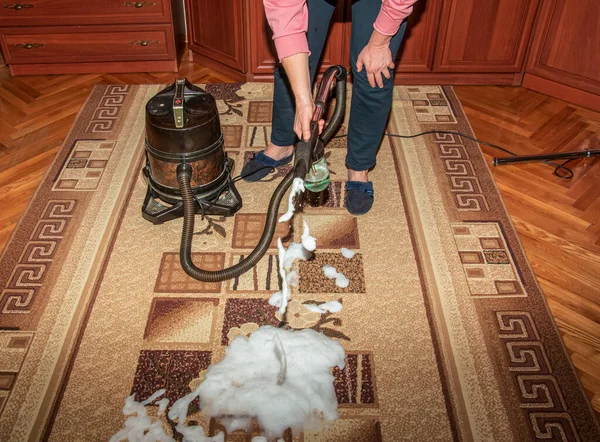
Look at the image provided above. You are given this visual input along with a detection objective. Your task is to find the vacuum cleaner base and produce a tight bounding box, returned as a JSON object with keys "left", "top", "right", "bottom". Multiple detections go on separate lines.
{"left": 141, "top": 157, "right": 242, "bottom": 225}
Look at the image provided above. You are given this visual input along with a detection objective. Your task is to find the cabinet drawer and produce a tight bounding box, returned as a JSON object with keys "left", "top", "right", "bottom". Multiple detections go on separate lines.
{"left": 0, "top": 0, "right": 171, "bottom": 26}
{"left": 0, "top": 25, "right": 176, "bottom": 64}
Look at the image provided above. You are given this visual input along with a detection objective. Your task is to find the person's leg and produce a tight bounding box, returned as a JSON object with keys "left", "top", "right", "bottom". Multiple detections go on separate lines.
{"left": 345, "top": 0, "right": 407, "bottom": 213}
{"left": 266, "top": 0, "right": 338, "bottom": 158}
{"left": 242, "top": 0, "right": 338, "bottom": 181}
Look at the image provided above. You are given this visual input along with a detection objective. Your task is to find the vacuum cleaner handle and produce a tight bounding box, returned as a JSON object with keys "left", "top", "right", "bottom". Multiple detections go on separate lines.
{"left": 320, "top": 65, "right": 347, "bottom": 145}
{"left": 293, "top": 65, "right": 348, "bottom": 180}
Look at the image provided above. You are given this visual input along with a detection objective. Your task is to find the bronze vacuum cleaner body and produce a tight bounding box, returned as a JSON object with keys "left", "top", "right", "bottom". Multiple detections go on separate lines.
{"left": 142, "top": 78, "right": 242, "bottom": 224}
{"left": 142, "top": 66, "right": 348, "bottom": 282}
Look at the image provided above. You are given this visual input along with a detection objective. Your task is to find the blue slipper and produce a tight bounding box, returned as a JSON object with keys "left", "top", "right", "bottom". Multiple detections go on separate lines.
{"left": 241, "top": 151, "right": 293, "bottom": 182}
{"left": 345, "top": 181, "right": 374, "bottom": 215}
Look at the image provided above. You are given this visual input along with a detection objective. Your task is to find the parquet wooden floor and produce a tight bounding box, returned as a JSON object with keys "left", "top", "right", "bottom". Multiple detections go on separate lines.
{"left": 0, "top": 50, "right": 599, "bottom": 420}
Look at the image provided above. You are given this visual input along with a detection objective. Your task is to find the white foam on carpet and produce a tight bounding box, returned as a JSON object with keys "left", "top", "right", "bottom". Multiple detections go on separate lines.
{"left": 196, "top": 326, "right": 345, "bottom": 439}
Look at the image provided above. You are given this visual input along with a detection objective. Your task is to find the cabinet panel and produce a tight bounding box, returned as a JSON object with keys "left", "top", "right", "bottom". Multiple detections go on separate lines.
{"left": 186, "top": 0, "right": 246, "bottom": 72}
{"left": 434, "top": 0, "right": 540, "bottom": 72}
{"left": 249, "top": 0, "right": 346, "bottom": 78}
{"left": 395, "top": 0, "right": 443, "bottom": 73}
{"left": 0, "top": 0, "right": 172, "bottom": 26}
{"left": 526, "top": 0, "right": 600, "bottom": 95}
{"left": 0, "top": 25, "right": 174, "bottom": 64}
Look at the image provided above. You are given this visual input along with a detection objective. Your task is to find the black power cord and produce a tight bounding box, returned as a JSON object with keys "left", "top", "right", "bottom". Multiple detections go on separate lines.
{"left": 334, "top": 130, "right": 575, "bottom": 180}
{"left": 231, "top": 129, "right": 580, "bottom": 182}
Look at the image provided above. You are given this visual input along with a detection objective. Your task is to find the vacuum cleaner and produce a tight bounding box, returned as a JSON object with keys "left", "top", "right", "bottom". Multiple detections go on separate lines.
{"left": 141, "top": 65, "right": 348, "bottom": 282}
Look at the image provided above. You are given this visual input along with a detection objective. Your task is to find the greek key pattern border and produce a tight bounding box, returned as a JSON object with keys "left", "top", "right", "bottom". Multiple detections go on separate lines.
{"left": 85, "top": 85, "right": 130, "bottom": 133}
{"left": 0, "top": 200, "right": 77, "bottom": 315}
{"left": 496, "top": 311, "right": 581, "bottom": 441}
{"left": 433, "top": 132, "right": 490, "bottom": 212}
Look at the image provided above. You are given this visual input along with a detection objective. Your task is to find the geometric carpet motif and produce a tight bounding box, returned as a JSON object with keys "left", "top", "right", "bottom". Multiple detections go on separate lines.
{"left": 0, "top": 83, "right": 597, "bottom": 441}
{"left": 452, "top": 222, "right": 526, "bottom": 297}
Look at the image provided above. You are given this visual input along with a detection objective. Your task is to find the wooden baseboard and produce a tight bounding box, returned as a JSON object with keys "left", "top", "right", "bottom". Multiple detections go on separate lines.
{"left": 393, "top": 72, "right": 517, "bottom": 85}
{"left": 9, "top": 60, "right": 178, "bottom": 75}
{"left": 522, "top": 73, "right": 600, "bottom": 112}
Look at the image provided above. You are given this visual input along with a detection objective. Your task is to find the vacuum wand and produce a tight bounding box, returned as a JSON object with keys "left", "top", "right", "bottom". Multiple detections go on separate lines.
{"left": 493, "top": 149, "right": 600, "bottom": 166}
{"left": 293, "top": 65, "right": 347, "bottom": 181}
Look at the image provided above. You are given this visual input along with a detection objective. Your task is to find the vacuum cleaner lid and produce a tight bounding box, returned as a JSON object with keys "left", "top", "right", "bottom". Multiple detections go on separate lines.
{"left": 145, "top": 78, "right": 222, "bottom": 155}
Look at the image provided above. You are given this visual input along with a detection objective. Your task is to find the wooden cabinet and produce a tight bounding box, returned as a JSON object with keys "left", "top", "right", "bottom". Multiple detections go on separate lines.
{"left": 0, "top": 0, "right": 178, "bottom": 75}
{"left": 2, "top": 25, "right": 175, "bottom": 63}
{"left": 244, "top": 0, "right": 346, "bottom": 80}
{"left": 394, "top": 0, "right": 443, "bottom": 73}
{"left": 187, "top": 0, "right": 542, "bottom": 85}
{"left": 185, "top": 0, "right": 246, "bottom": 73}
{"left": 184, "top": 0, "right": 600, "bottom": 109}
{"left": 523, "top": 0, "right": 600, "bottom": 109}
{"left": 0, "top": 0, "right": 173, "bottom": 26}
{"left": 433, "top": 0, "right": 539, "bottom": 73}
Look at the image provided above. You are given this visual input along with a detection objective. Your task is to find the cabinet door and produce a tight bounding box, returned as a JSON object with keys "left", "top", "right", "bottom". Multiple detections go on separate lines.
{"left": 249, "top": 0, "right": 346, "bottom": 78}
{"left": 395, "top": 0, "right": 443, "bottom": 72}
{"left": 434, "top": 0, "right": 540, "bottom": 72}
{"left": 185, "top": 0, "right": 246, "bottom": 72}
{"left": 526, "top": 0, "right": 600, "bottom": 95}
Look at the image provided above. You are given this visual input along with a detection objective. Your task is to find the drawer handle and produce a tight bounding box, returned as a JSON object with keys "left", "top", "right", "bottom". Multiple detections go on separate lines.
{"left": 123, "top": 1, "right": 155, "bottom": 7}
{"left": 130, "top": 40, "right": 159, "bottom": 47}
{"left": 3, "top": 3, "right": 34, "bottom": 9}
{"left": 15, "top": 43, "right": 43, "bottom": 49}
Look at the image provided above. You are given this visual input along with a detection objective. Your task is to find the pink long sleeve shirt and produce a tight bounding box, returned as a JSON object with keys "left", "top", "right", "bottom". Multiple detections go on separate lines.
{"left": 263, "top": 0, "right": 418, "bottom": 60}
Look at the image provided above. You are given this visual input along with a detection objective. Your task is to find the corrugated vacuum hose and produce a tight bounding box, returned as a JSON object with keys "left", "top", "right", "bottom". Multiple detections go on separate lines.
{"left": 177, "top": 164, "right": 294, "bottom": 282}
{"left": 177, "top": 65, "right": 347, "bottom": 282}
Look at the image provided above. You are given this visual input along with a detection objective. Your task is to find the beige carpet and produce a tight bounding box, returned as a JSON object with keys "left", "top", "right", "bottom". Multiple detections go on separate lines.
{"left": 0, "top": 83, "right": 598, "bottom": 441}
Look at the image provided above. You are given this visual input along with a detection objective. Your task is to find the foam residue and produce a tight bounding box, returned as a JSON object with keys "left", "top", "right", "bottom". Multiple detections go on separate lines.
{"left": 282, "top": 242, "right": 311, "bottom": 270}
{"left": 286, "top": 269, "right": 300, "bottom": 287}
{"left": 276, "top": 238, "right": 291, "bottom": 316}
{"left": 321, "top": 264, "right": 350, "bottom": 288}
{"left": 196, "top": 326, "right": 345, "bottom": 440}
{"left": 273, "top": 221, "right": 316, "bottom": 316}
{"left": 334, "top": 273, "right": 349, "bottom": 288}
{"left": 303, "top": 301, "right": 342, "bottom": 314}
{"left": 303, "top": 304, "right": 326, "bottom": 313}
{"left": 268, "top": 291, "right": 283, "bottom": 307}
{"left": 322, "top": 264, "right": 338, "bottom": 279}
{"left": 278, "top": 178, "right": 305, "bottom": 223}
{"left": 318, "top": 300, "right": 343, "bottom": 313}
{"left": 301, "top": 221, "right": 317, "bottom": 251}
{"left": 340, "top": 247, "right": 356, "bottom": 259}
{"left": 110, "top": 390, "right": 225, "bottom": 442}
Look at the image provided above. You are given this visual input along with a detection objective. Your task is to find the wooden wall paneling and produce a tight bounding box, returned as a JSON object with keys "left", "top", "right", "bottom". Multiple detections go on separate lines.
{"left": 247, "top": 0, "right": 347, "bottom": 80}
{"left": 247, "top": 0, "right": 278, "bottom": 78}
{"left": 433, "top": 0, "right": 540, "bottom": 73}
{"left": 319, "top": 0, "right": 347, "bottom": 71}
{"left": 394, "top": 0, "right": 443, "bottom": 73}
{"left": 525, "top": 0, "right": 600, "bottom": 96}
{"left": 393, "top": 72, "right": 516, "bottom": 85}
{"left": 0, "top": 0, "right": 173, "bottom": 26}
{"left": 185, "top": 0, "right": 247, "bottom": 73}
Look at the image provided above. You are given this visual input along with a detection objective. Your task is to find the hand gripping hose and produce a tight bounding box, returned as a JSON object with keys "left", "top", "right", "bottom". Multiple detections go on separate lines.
{"left": 177, "top": 65, "right": 347, "bottom": 282}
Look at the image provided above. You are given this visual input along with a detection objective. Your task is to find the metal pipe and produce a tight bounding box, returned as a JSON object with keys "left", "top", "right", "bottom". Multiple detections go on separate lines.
{"left": 493, "top": 149, "right": 600, "bottom": 166}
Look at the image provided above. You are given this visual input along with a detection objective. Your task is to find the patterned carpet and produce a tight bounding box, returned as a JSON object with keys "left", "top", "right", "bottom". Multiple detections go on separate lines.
{"left": 0, "top": 83, "right": 598, "bottom": 441}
